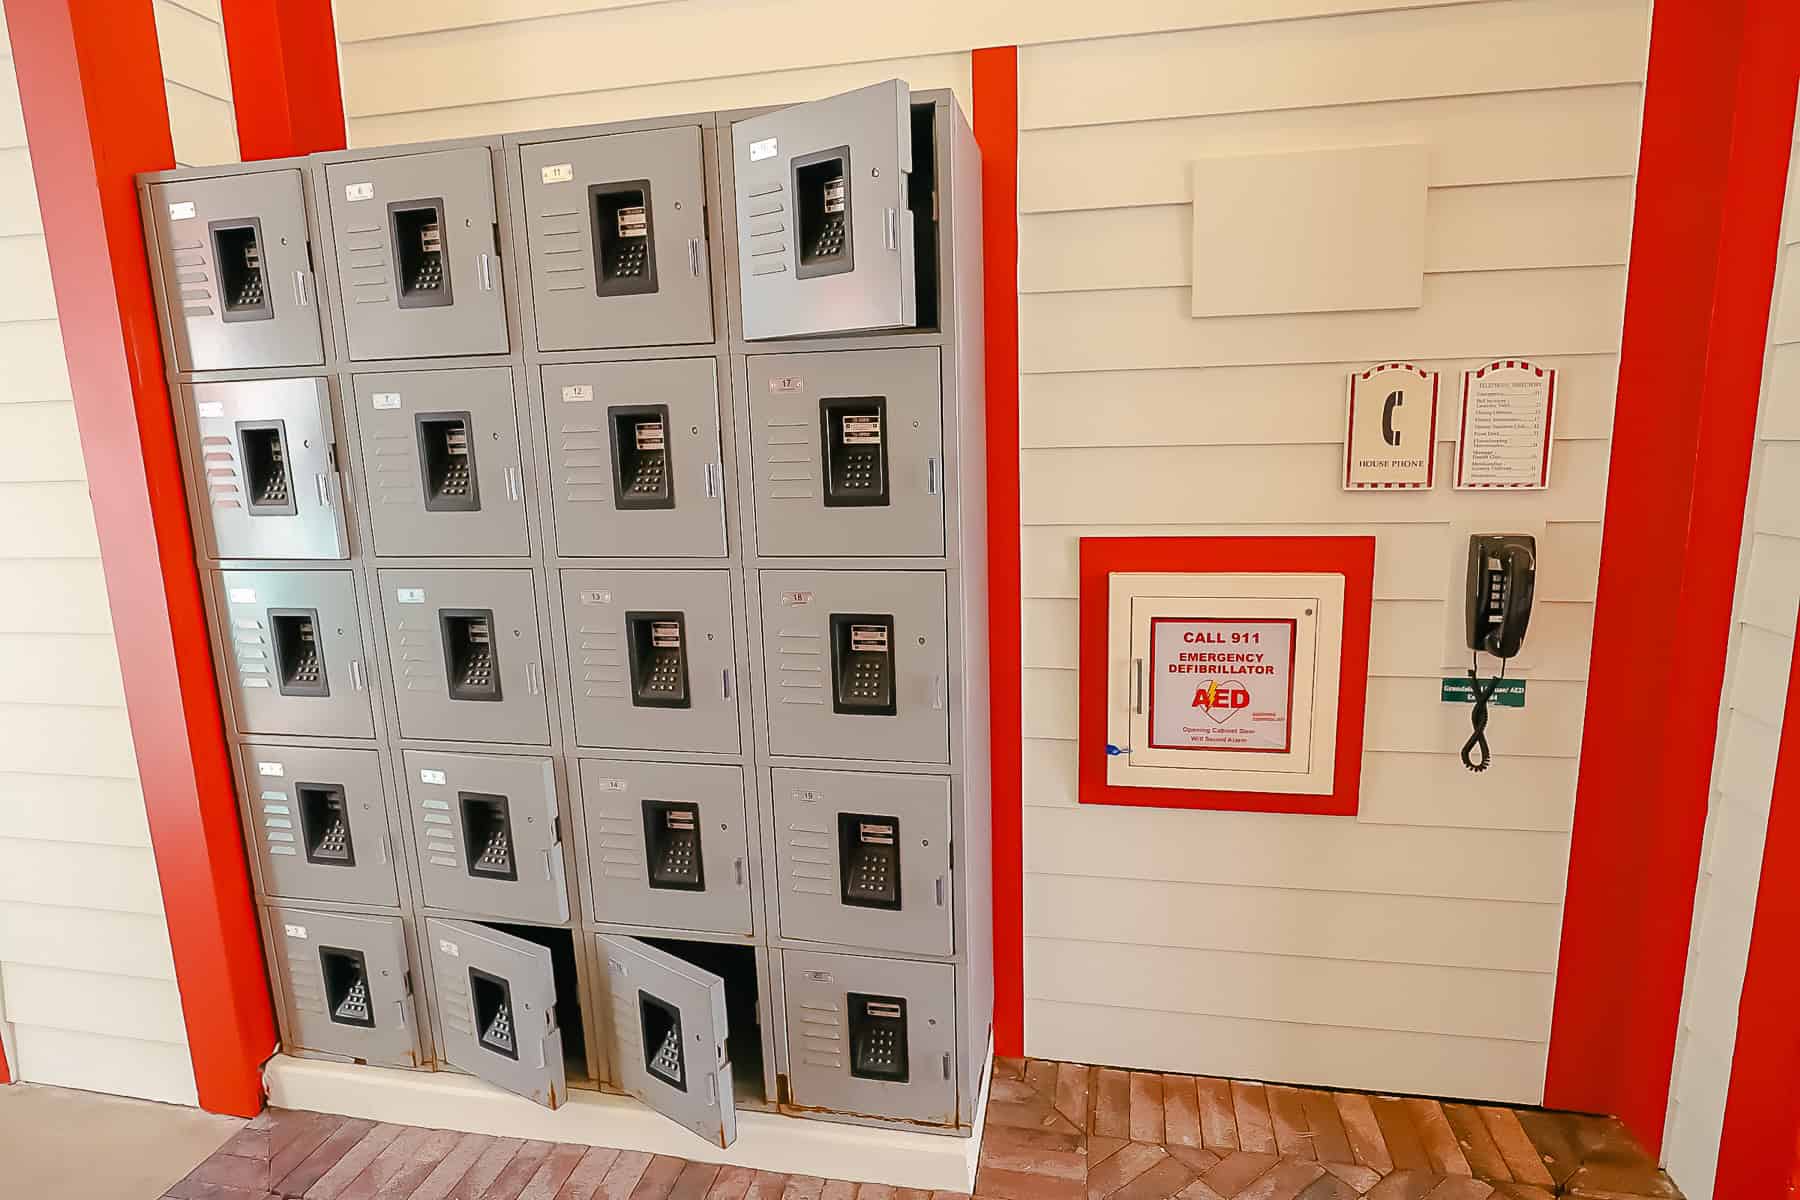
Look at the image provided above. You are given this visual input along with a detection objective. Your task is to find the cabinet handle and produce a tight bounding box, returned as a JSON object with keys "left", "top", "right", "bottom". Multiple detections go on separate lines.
{"left": 931, "top": 673, "right": 946, "bottom": 711}
{"left": 884, "top": 207, "right": 898, "bottom": 251}
{"left": 527, "top": 662, "right": 543, "bottom": 695}
{"left": 505, "top": 466, "right": 521, "bottom": 503}
{"left": 350, "top": 659, "right": 365, "bottom": 692}
{"left": 688, "top": 237, "right": 703, "bottom": 277}
{"left": 704, "top": 462, "right": 719, "bottom": 499}
{"left": 927, "top": 456, "right": 940, "bottom": 496}
{"left": 378, "top": 834, "right": 389, "bottom": 865}
{"left": 734, "top": 858, "right": 745, "bottom": 887}
{"left": 934, "top": 876, "right": 945, "bottom": 907}
{"left": 722, "top": 668, "right": 732, "bottom": 700}
{"left": 316, "top": 473, "right": 333, "bottom": 509}
{"left": 1132, "top": 659, "right": 1144, "bottom": 713}
{"left": 294, "top": 270, "right": 310, "bottom": 308}
{"left": 942, "top": 1053, "right": 952, "bottom": 1080}
{"left": 393, "top": 999, "right": 408, "bottom": 1032}
{"left": 478, "top": 252, "right": 493, "bottom": 292}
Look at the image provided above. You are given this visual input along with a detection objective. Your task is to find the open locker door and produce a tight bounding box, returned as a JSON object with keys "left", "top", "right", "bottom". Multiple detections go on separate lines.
{"left": 427, "top": 918, "right": 566, "bottom": 1108}
{"left": 596, "top": 935, "right": 736, "bottom": 1147}
{"left": 731, "top": 80, "right": 915, "bottom": 340}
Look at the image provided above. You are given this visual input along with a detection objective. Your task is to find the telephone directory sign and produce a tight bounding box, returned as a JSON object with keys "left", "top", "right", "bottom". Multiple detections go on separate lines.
{"left": 1147, "top": 616, "right": 1297, "bottom": 753}
{"left": 1454, "top": 360, "right": 1557, "bottom": 489}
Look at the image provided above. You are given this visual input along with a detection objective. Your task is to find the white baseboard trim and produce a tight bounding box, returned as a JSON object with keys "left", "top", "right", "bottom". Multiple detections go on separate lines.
{"left": 264, "top": 1044, "right": 992, "bottom": 1191}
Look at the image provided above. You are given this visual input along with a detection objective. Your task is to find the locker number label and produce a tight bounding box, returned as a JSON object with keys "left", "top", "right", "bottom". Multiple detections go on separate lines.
{"left": 419, "top": 769, "right": 447, "bottom": 785}
{"left": 257, "top": 761, "right": 285, "bottom": 777}
{"left": 540, "top": 163, "right": 574, "bottom": 184}
{"left": 344, "top": 182, "right": 374, "bottom": 202}
{"left": 749, "top": 137, "right": 778, "bottom": 162}
{"left": 439, "top": 939, "right": 460, "bottom": 957}
{"left": 579, "top": 589, "right": 612, "bottom": 606}
{"left": 561, "top": 384, "right": 593, "bottom": 403}
{"left": 782, "top": 591, "right": 813, "bottom": 607}
{"left": 284, "top": 924, "right": 308, "bottom": 940}
{"left": 196, "top": 401, "right": 223, "bottom": 418}
{"left": 167, "top": 201, "right": 196, "bottom": 220}
{"left": 397, "top": 588, "right": 426, "bottom": 604}
{"left": 593, "top": 777, "right": 627, "bottom": 792}
{"left": 769, "top": 376, "right": 804, "bottom": 394}
{"left": 371, "top": 392, "right": 402, "bottom": 410}
{"left": 229, "top": 588, "right": 257, "bottom": 604}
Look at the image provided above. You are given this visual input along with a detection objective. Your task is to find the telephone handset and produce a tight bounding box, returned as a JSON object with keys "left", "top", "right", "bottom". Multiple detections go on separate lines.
{"left": 1462, "top": 534, "right": 1537, "bottom": 772}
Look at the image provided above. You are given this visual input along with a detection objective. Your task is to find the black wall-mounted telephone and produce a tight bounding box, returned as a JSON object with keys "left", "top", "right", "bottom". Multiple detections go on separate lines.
{"left": 830, "top": 614, "right": 896, "bottom": 715}
{"left": 821, "top": 397, "right": 890, "bottom": 508}
{"left": 1462, "top": 534, "right": 1537, "bottom": 772}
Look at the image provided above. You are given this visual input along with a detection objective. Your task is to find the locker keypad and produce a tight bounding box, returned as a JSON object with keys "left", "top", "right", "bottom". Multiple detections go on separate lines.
{"left": 459, "top": 791, "right": 519, "bottom": 882}
{"left": 211, "top": 218, "right": 273, "bottom": 322}
{"left": 848, "top": 994, "right": 910, "bottom": 1083}
{"left": 609, "top": 404, "right": 675, "bottom": 511}
{"left": 417, "top": 412, "right": 482, "bottom": 513}
{"left": 298, "top": 782, "right": 357, "bottom": 867}
{"left": 471, "top": 967, "right": 519, "bottom": 1060}
{"left": 627, "top": 611, "right": 691, "bottom": 709}
{"left": 321, "top": 946, "right": 376, "bottom": 1029}
{"left": 838, "top": 813, "right": 901, "bottom": 910}
{"left": 821, "top": 398, "right": 890, "bottom": 508}
{"left": 237, "top": 420, "right": 297, "bottom": 516}
{"left": 639, "top": 992, "right": 687, "bottom": 1091}
{"left": 441, "top": 609, "right": 503, "bottom": 702}
{"left": 390, "top": 200, "right": 454, "bottom": 310}
{"left": 795, "top": 148, "right": 854, "bottom": 279}
{"left": 830, "top": 615, "right": 896, "bottom": 716}
{"left": 271, "top": 608, "right": 330, "bottom": 698}
{"left": 591, "top": 181, "right": 660, "bottom": 298}
{"left": 643, "top": 800, "right": 705, "bottom": 891}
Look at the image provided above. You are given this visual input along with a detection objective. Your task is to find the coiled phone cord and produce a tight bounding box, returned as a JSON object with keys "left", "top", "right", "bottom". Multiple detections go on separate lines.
{"left": 1461, "top": 653, "right": 1505, "bottom": 773}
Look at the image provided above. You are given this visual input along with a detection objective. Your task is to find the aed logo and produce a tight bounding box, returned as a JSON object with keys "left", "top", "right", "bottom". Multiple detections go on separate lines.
{"left": 1191, "top": 679, "right": 1251, "bottom": 712}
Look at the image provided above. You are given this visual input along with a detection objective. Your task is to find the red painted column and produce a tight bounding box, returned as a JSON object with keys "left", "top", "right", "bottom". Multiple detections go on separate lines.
{"left": 3, "top": 0, "right": 277, "bottom": 1115}
{"left": 220, "top": 0, "right": 346, "bottom": 159}
{"left": 972, "top": 46, "right": 1024, "bottom": 1057}
{"left": 1545, "top": 0, "right": 1799, "bottom": 1153}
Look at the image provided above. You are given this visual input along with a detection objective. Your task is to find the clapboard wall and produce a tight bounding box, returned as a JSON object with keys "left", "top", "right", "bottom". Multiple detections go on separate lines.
{"left": 0, "top": 0, "right": 237, "bottom": 1104}
{"left": 1661, "top": 120, "right": 1800, "bottom": 1198}
{"left": 333, "top": 0, "right": 1648, "bottom": 1105}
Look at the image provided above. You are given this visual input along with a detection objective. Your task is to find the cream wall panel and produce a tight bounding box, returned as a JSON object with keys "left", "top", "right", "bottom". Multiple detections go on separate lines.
{"left": 1760, "top": 345, "right": 1800, "bottom": 438}
{"left": 0, "top": 323, "right": 74, "bottom": 406}
{"left": 9, "top": 1026, "right": 196, "bottom": 1107}
{"left": 0, "top": 774, "right": 148, "bottom": 846}
{"left": 0, "top": 149, "right": 39, "bottom": 232}
{"left": 0, "top": 234, "right": 51, "bottom": 321}
{"left": 0, "top": 904, "right": 176, "bottom": 981}
{"left": 1, "top": 963, "right": 187, "bottom": 1044}
{"left": 0, "top": 703, "right": 137, "bottom": 778}
{"left": 0, "top": 837, "right": 165, "bottom": 914}
{"left": 1750, "top": 443, "right": 1800, "bottom": 537}
{"left": 0, "top": 634, "right": 127, "bottom": 707}
{"left": 166, "top": 0, "right": 223, "bottom": 21}
{"left": 0, "top": 560, "right": 116, "bottom": 634}
{"left": 1713, "top": 711, "right": 1780, "bottom": 807}
{"left": 166, "top": 86, "right": 238, "bottom": 167}
{"left": 1738, "top": 533, "right": 1800, "bottom": 636}
{"left": 153, "top": 1, "right": 232, "bottom": 99}
{"left": 0, "top": 402, "right": 83, "bottom": 479}
{"left": 1726, "top": 624, "right": 1795, "bottom": 727}
{"left": 0, "top": 482, "right": 101, "bottom": 557}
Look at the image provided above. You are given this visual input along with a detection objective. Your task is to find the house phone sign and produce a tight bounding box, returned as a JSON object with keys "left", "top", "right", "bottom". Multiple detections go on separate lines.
{"left": 1147, "top": 617, "right": 1297, "bottom": 753}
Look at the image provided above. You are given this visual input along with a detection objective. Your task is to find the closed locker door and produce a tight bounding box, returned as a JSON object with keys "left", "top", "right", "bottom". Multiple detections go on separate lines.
{"left": 428, "top": 919, "right": 566, "bottom": 1108}
{"left": 403, "top": 750, "right": 568, "bottom": 922}
{"left": 759, "top": 570, "right": 949, "bottom": 763}
{"left": 731, "top": 80, "right": 916, "bottom": 341}
{"left": 561, "top": 569, "right": 739, "bottom": 754}
{"left": 148, "top": 170, "right": 324, "bottom": 372}
{"left": 771, "top": 769, "right": 951, "bottom": 956}
{"left": 596, "top": 935, "right": 736, "bottom": 1147}
{"left": 184, "top": 378, "right": 347, "bottom": 561}
{"left": 378, "top": 569, "right": 550, "bottom": 745}
{"left": 520, "top": 126, "right": 714, "bottom": 351}
{"left": 270, "top": 907, "right": 419, "bottom": 1068}
{"left": 325, "top": 148, "right": 508, "bottom": 361}
{"left": 747, "top": 348, "right": 944, "bottom": 558}
{"left": 216, "top": 569, "right": 373, "bottom": 738}
{"left": 241, "top": 745, "right": 398, "bottom": 908}
{"left": 353, "top": 368, "right": 528, "bottom": 558}
{"left": 580, "top": 760, "right": 751, "bottom": 936}
{"left": 542, "top": 359, "right": 726, "bottom": 559}
{"left": 781, "top": 950, "right": 956, "bottom": 1126}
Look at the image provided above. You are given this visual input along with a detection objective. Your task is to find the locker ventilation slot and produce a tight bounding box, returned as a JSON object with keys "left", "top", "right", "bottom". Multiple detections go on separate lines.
{"left": 210, "top": 218, "right": 272, "bottom": 322}
{"left": 237, "top": 420, "right": 297, "bottom": 516}
{"left": 271, "top": 609, "right": 329, "bottom": 698}
{"left": 298, "top": 782, "right": 356, "bottom": 867}
{"left": 830, "top": 614, "right": 896, "bottom": 716}
{"left": 590, "top": 181, "right": 659, "bottom": 297}
{"left": 416, "top": 412, "right": 481, "bottom": 512}
{"left": 389, "top": 199, "right": 453, "bottom": 308}
{"left": 608, "top": 404, "right": 674, "bottom": 510}
{"left": 794, "top": 148, "right": 853, "bottom": 279}
{"left": 441, "top": 609, "right": 502, "bottom": 701}
{"left": 639, "top": 991, "right": 687, "bottom": 1090}
{"left": 820, "top": 397, "right": 889, "bottom": 508}
{"left": 321, "top": 947, "right": 375, "bottom": 1028}
{"left": 459, "top": 791, "right": 518, "bottom": 881}
{"left": 471, "top": 967, "right": 519, "bottom": 1060}
{"left": 626, "top": 611, "right": 690, "bottom": 709}
{"left": 849, "top": 994, "right": 909, "bottom": 1082}
{"left": 838, "top": 813, "right": 900, "bottom": 910}
{"left": 643, "top": 800, "right": 704, "bottom": 891}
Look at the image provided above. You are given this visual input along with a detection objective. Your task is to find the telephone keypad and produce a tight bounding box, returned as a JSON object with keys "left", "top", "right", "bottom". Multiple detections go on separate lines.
{"left": 233, "top": 244, "right": 266, "bottom": 309}
{"left": 649, "top": 1024, "right": 683, "bottom": 1080}
{"left": 831, "top": 615, "right": 896, "bottom": 716}
{"left": 848, "top": 994, "right": 910, "bottom": 1083}
{"left": 480, "top": 1000, "right": 514, "bottom": 1055}
{"left": 332, "top": 977, "right": 370, "bottom": 1025}
{"left": 627, "top": 612, "right": 691, "bottom": 709}
{"left": 315, "top": 816, "right": 351, "bottom": 862}
{"left": 255, "top": 439, "right": 290, "bottom": 506}
{"left": 592, "top": 183, "right": 658, "bottom": 297}
{"left": 644, "top": 801, "right": 704, "bottom": 891}
{"left": 473, "top": 825, "right": 512, "bottom": 876}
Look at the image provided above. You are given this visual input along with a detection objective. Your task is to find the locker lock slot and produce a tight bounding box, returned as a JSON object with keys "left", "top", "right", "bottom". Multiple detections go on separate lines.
{"left": 236, "top": 419, "right": 297, "bottom": 516}
{"left": 441, "top": 609, "right": 502, "bottom": 702}
{"left": 270, "top": 608, "right": 329, "bottom": 698}
{"left": 820, "top": 397, "right": 890, "bottom": 508}
{"left": 459, "top": 790, "right": 518, "bottom": 881}
{"left": 590, "top": 180, "right": 659, "bottom": 298}
{"left": 320, "top": 946, "right": 376, "bottom": 1028}
{"left": 298, "top": 782, "right": 356, "bottom": 867}
{"left": 848, "top": 993, "right": 909, "bottom": 1083}
{"left": 794, "top": 146, "right": 853, "bottom": 279}
{"left": 626, "top": 611, "right": 690, "bottom": 709}
{"left": 210, "top": 217, "right": 273, "bottom": 322}
{"left": 643, "top": 799, "right": 705, "bottom": 892}
{"left": 639, "top": 990, "right": 687, "bottom": 1091}
{"left": 608, "top": 404, "right": 674, "bottom": 511}
{"left": 470, "top": 966, "right": 519, "bottom": 1060}
{"left": 389, "top": 198, "right": 453, "bottom": 309}
{"left": 837, "top": 813, "right": 901, "bottom": 910}
{"left": 830, "top": 614, "right": 896, "bottom": 716}
{"left": 416, "top": 411, "right": 482, "bottom": 512}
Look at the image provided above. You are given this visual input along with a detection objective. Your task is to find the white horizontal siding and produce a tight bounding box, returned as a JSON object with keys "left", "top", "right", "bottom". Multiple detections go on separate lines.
{"left": 0, "top": 29, "right": 194, "bottom": 1105}
{"left": 153, "top": 0, "right": 237, "bottom": 165}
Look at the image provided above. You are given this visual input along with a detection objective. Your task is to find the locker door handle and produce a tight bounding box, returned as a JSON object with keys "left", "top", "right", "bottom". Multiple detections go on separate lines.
{"left": 294, "top": 270, "right": 310, "bottom": 308}
{"left": 884, "top": 207, "right": 898, "bottom": 251}
{"left": 934, "top": 876, "right": 945, "bottom": 907}
{"left": 942, "top": 1053, "right": 952, "bottom": 1080}
{"left": 721, "top": 668, "right": 732, "bottom": 700}
{"left": 543, "top": 848, "right": 556, "bottom": 882}
{"left": 688, "top": 237, "right": 703, "bottom": 277}
{"left": 703, "top": 462, "right": 719, "bottom": 500}
{"left": 505, "top": 466, "right": 521, "bottom": 503}
{"left": 527, "top": 662, "right": 543, "bottom": 695}
{"left": 733, "top": 857, "right": 745, "bottom": 887}
{"left": 378, "top": 834, "right": 390, "bottom": 865}
{"left": 926, "top": 456, "right": 940, "bottom": 496}
{"left": 350, "top": 659, "right": 366, "bottom": 692}
{"left": 392, "top": 999, "right": 408, "bottom": 1032}
{"left": 1132, "top": 659, "right": 1144, "bottom": 714}
{"left": 931, "top": 673, "right": 946, "bottom": 710}
{"left": 316, "top": 473, "right": 334, "bottom": 509}
{"left": 478, "top": 252, "right": 494, "bottom": 292}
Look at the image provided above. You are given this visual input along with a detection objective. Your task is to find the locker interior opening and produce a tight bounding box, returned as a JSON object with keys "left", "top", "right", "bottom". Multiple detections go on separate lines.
{"left": 907, "top": 101, "right": 939, "bottom": 332}
{"left": 487, "top": 922, "right": 592, "bottom": 1085}
{"left": 641, "top": 936, "right": 766, "bottom": 1109}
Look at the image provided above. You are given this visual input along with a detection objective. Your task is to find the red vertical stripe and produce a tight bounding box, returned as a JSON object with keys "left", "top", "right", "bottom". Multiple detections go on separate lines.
{"left": 220, "top": 0, "right": 347, "bottom": 159}
{"left": 1545, "top": 0, "right": 1799, "bottom": 1153}
{"left": 2, "top": 0, "right": 276, "bottom": 1115}
{"left": 972, "top": 46, "right": 1024, "bottom": 1057}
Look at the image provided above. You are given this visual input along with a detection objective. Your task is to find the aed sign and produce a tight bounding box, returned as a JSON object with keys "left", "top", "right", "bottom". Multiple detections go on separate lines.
{"left": 1148, "top": 618, "right": 1296, "bottom": 752}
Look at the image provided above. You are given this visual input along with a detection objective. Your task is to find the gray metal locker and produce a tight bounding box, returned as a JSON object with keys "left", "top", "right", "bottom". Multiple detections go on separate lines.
{"left": 240, "top": 744, "right": 398, "bottom": 908}
{"left": 580, "top": 759, "right": 751, "bottom": 936}
{"left": 519, "top": 127, "right": 714, "bottom": 350}
{"left": 270, "top": 906, "right": 418, "bottom": 1068}
{"left": 561, "top": 569, "right": 739, "bottom": 754}
{"left": 325, "top": 148, "right": 508, "bottom": 361}
{"left": 147, "top": 170, "right": 324, "bottom": 372}
{"left": 215, "top": 569, "right": 373, "bottom": 738}
{"left": 352, "top": 368, "right": 529, "bottom": 558}
{"left": 428, "top": 918, "right": 566, "bottom": 1108}
{"left": 596, "top": 935, "right": 736, "bottom": 1147}
{"left": 184, "top": 377, "right": 348, "bottom": 561}
{"left": 403, "top": 750, "right": 568, "bottom": 923}
{"left": 377, "top": 568, "right": 551, "bottom": 745}
{"left": 758, "top": 570, "right": 949, "bottom": 763}
{"left": 781, "top": 950, "right": 956, "bottom": 1126}
{"left": 731, "top": 80, "right": 916, "bottom": 341}
{"left": 747, "top": 348, "right": 944, "bottom": 558}
{"left": 770, "top": 769, "right": 951, "bottom": 956}
{"left": 541, "top": 359, "right": 727, "bottom": 559}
